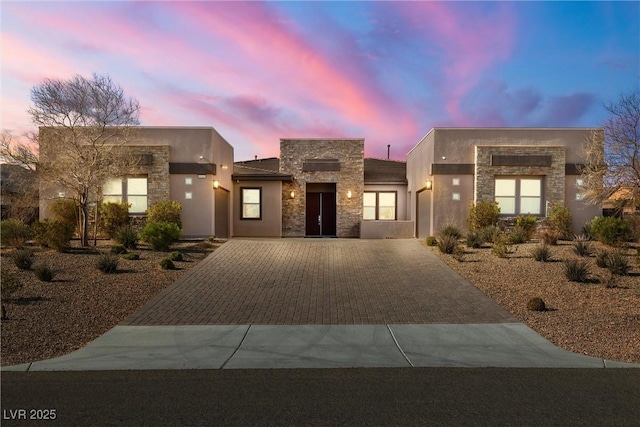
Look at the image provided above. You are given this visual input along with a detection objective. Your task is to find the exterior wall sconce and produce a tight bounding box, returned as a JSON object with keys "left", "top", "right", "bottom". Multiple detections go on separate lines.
{"left": 347, "top": 190, "right": 352, "bottom": 199}
{"left": 425, "top": 180, "right": 433, "bottom": 190}
{"left": 290, "top": 191, "right": 295, "bottom": 199}
{"left": 213, "top": 180, "right": 220, "bottom": 189}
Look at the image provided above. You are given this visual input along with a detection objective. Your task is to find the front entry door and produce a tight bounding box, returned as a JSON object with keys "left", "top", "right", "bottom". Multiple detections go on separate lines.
{"left": 305, "top": 192, "right": 336, "bottom": 236}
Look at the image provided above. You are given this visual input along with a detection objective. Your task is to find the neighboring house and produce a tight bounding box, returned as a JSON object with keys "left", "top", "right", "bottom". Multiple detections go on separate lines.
{"left": 0, "top": 164, "right": 39, "bottom": 223}
{"left": 407, "top": 128, "right": 602, "bottom": 237}
{"left": 603, "top": 187, "right": 639, "bottom": 216}
{"left": 38, "top": 126, "right": 603, "bottom": 239}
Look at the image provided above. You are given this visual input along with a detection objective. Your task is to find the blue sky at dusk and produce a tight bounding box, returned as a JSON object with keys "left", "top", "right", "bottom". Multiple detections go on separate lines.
{"left": 1, "top": 1, "right": 638, "bottom": 161}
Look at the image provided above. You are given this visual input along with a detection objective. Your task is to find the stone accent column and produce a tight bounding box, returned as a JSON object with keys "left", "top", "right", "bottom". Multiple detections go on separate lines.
{"left": 280, "top": 139, "right": 364, "bottom": 237}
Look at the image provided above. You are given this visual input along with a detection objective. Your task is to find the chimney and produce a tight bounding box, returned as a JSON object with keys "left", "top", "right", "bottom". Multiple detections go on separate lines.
{"left": 255, "top": 155, "right": 258, "bottom": 160}
{"left": 387, "top": 144, "right": 390, "bottom": 160}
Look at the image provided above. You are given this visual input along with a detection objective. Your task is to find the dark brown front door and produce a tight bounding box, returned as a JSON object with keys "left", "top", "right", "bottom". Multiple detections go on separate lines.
{"left": 305, "top": 192, "right": 336, "bottom": 236}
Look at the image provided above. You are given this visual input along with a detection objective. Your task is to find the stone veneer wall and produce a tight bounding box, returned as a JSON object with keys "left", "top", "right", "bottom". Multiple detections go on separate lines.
{"left": 474, "top": 145, "right": 566, "bottom": 208}
{"left": 123, "top": 145, "right": 170, "bottom": 208}
{"left": 280, "top": 139, "right": 364, "bottom": 237}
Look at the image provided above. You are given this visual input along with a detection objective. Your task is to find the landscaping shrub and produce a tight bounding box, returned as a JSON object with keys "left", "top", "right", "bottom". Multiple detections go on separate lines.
{"left": 425, "top": 236, "right": 437, "bottom": 246}
{"left": 437, "top": 234, "right": 459, "bottom": 255}
{"left": 547, "top": 203, "right": 572, "bottom": 240}
{"left": 0, "top": 219, "right": 32, "bottom": 248}
{"left": 168, "top": 251, "right": 184, "bottom": 262}
{"left": 110, "top": 244, "right": 128, "bottom": 254}
{"left": 50, "top": 198, "right": 78, "bottom": 229}
{"left": 96, "top": 252, "right": 119, "bottom": 273}
{"left": 147, "top": 200, "right": 182, "bottom": 229}
{"left": 159, "top": 258, "right": 176, "bottom": 270}
{"left": 468, "top": 200, "right": 500, "bottom": 231}
{"left": 121, "top": 253, "right": 140, "bottom": 260}
{"left": 480, "top": 225, "right": 502, "bottom": 244}
{"left": 99, "top": 202, "right": 130, "bottom": 238}
{"left": 595, "top": 249, "right": 610, "bottom": 268}
{"left": 140, "top": 221, "right": 181, "bottom": 251}
{"left": 590, "top": 216, "right": 631, "bottom": 246}
{"left": 32, "top": 220, "right": 74, "bottom": 252}
{"left": 452, "top": 245, "right": 465, "bottom": 262}
{"left": 530, "top": 244, "right": 552, "bottom": 262}
{"left": 572, "top": 235, "right": 593, "bottom": 257}
{"left": 465, "top": 231, "right": 484, "bottom": 248}
{"left": 537, "top": 226, "right": 560, "bottom": 246}
{"left": 564, "top": 259, "right": 590, "bottom": 282}
{"left": 11, "top": 249, "right": 33, "bottom": 270}
{"left": 600, "top": 251, "right": 630, "bottom": 276}
{"left": 34, "top": 264, "right": 55, "bottom": 282}
{"left": 581, "top": 220, "right": 595, "bottom": 240}
{"left": 624, "top": 214, "right": 640, "bottom": 242}
{"left": 507, "top": 225, "right": 530, "bottom": 244}
{"left": 515, "top": 215, "right": 538, "bottom": 240}
{"left": 491, "top": 235, "right": 512, "bottom": 258}
{"left": 439, "top": 225, "right": 462, "bottom": 239}
{"left": 527, "top": 297, "right": 546, "bottom": 312}
{"left": 114, "top": 225, "right": 139, "bottom": 249}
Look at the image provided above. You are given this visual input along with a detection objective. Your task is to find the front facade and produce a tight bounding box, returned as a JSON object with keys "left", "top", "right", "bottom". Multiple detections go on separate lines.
{"left": 38, "top": 127, "right": 603, "bottom": 239}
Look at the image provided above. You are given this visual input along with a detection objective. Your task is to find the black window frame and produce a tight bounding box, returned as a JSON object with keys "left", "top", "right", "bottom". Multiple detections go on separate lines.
{"left": 363, "top": 191, "right": 398, "bottom": 221}
{"left": 240, "top": 187, "right": 262, "bottom": 220}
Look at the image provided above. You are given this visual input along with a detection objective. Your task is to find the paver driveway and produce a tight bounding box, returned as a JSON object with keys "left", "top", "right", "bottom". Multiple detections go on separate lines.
{"left": 125, "top": 239, "right": 517, "bottom": 325}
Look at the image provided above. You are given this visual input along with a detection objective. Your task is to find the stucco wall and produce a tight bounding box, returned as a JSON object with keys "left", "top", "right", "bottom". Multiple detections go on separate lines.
{"left": 233, "top": 180, "right": 283, "bottom": 237}
{"left": 280, "top": 139, "right": 364, "bottom": 237}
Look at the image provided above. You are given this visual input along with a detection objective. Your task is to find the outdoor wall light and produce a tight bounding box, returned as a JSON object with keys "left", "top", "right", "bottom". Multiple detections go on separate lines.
{"left": 425, "top": 180, "right": 433, "bottom": 190}
{"left": 213, "top": 180, "right": 220, "bottom": 189}
{"left": 290, "top": 191, "right": 295, "bottom": 199}
{"left": 347, "top": 190, "right": 352, "bottom": 199}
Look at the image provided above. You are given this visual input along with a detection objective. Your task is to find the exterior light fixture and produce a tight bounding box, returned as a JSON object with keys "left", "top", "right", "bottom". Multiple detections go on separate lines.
{"left": 221, "top": 165, "right": 228, "bottom": 170}
{"left": 290, "top": 190, "right": 295, "bottom": 199}
{"left": 213, "top": 180, "right": 220, "bottom": 189}
{"left": 425, "top": 180, "right": 433, "bottom": 190}
{"left": 347, "top": 190, "right": 352, "bottom": 199}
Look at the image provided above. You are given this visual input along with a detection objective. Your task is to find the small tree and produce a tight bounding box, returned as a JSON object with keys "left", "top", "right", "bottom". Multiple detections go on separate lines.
{"left": 1, "top": 74, "right": 141, "bottom": 246}
{"left": 580, "top": 90, "right": 640, "bottom": 208}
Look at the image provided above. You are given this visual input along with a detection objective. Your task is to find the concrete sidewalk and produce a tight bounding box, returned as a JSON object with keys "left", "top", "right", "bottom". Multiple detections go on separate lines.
{"left": 3, "top": 239, "right": 638, "bottom": 371}
{"left": 4, "top": 324, "right": 637, "bottom": 371}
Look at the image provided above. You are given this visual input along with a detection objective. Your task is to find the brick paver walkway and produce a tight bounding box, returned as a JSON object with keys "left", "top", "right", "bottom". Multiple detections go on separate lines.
{"left": 124, "top": 239, "right": 517, "bottom": 325}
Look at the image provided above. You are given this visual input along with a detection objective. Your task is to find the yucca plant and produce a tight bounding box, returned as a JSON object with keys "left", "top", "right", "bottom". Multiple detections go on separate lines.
{"left": 603, "top": 251, "right": 630, "bottom": 276}
{"left": 437, "top": 234, "right": 459, "bottom": 254}
{"left": 34, "top": 264, "right": 55, "bottom": 282}
{"left": 96, "top": 252, "right": 119, "bottom": 274}
{"left": 530, "top": 244, "right": 552, "bottom": 262}
{"left": 572, "top": 235, "right": 593, "bottom": 257}
{"left": 564, "top": 259, "right": 590, "bottom": 283}
{"left": 11, "top": 249, "right": 33, "bottom": 270}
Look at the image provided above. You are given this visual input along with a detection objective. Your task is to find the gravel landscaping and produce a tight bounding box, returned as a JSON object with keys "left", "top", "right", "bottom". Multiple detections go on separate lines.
{"left": 430, "top": 240, "right": 640, "bottom": 365}
{"left": 1, "top": 237, "right": 639, "bottom": 367}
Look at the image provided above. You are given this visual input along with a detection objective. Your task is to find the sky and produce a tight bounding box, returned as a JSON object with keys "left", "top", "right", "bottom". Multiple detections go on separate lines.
{"left": 1, "top": 1, "right": 639, "bottom": 161}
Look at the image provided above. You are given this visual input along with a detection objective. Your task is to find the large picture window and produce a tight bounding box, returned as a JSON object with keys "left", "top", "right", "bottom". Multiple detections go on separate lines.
{"left": 241, "top": 188, "right": 262, "bottom": 220}
{"left": 102, "top": 176, "right": 148, "bottom": 214}
{"left": 494, "top": 177, "right": 542, "bottom": 215}
{"left": 363, "top": 191, "right": 397, "bottom": 220}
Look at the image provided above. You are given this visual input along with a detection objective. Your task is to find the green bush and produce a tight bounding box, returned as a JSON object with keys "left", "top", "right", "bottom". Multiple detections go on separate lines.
{"left": 100, "top": 202, "right": 130, "bottom": 238}
{"left": 34, "top": 264, "right": 55, "bottom": 282}
{"left": 159, "top": 258, "right": 176, "bottom": 270}
{"left": 491, "top": 235, "right": 512, "bottom": 258}
{"left": 147, "top": 200, "right": 182, "bottom": 229}
{"left": 595, "top": 249, "right": 610, "bottom": 268}
{"left": 599, "top": 251, "right": 630, "bottom": 276}
{"left": 121, "top": 253, "right": 140, "bottom": 260}
{"left": 0, "top": 219, "right": 32, "bottom": 248}
{"left": 50, "top": 198, "right": 78, "bottom": 229}
{"left": 437, "top": 234, "right": 459, "bottom": 254}
{"left": 527, "top": 297, "right": 546, "bottom": 312}
{"left": 11, "top": 249, "right": 33, "bottom": 270}
{"left": 564, "top": 259, "right": 590, "bottom": 282}
{"left": 168, "top": 251, "right": 184, "bottom": 261}
{"left": 32, "top": 220, "right": 74, "bottom": 252}
{"left": 530, "top": 244, "right": 552, "bottom": 262}
{"left": 624, "top": 215, "right": 640, "bottom": 242}
{"left": 114, "top": 225, "right": 139, "bottom": 249}
{"left": 507, "top": 225, "right": 530, "bottom": 244}
{"left": 572, "top": 235, "right": 592, "bottom": 257}
{"left": 110, "top": 244, "right": 128, "bottom": 254}
{"left": 515, "top": 215, "right": 538, "bottom": 240}
{"left": 140, "top": 221, "right": 181, "bottom": 251}
{"left": 425, "top": 236, "right": 437, "bottom": 246}
{"left": 465, "top": 231, "right": 484, "bottom": 248}
{"left": 590, "top": 216, "right": 631, "bottom": 246}
{"left": 96, "top": 252, "right": 119, "bottom": 274}
{"left": 468, "top": 200, "right": 500, "bottom": 231}
{"left": 480, "top": 225, "right": 502, "bottom": 244}
{"left": 439, "top": 225, "right": 462, "bottom": 239}
{"left": 547, "top": 204, "right": 572, "bottom": 240}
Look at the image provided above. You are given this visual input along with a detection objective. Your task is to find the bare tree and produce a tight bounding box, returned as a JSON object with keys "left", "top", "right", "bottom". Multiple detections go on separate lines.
{"left": 581, "top": 90, "right": 640, "bottom": 209}
{"left": 1, "top": 74, "right": 141, "bottom": 246}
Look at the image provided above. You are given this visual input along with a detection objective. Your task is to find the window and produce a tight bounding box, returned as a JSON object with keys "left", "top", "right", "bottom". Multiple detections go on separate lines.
{"left": 452, "top": 178, "right": 460, "bottom": 186}
{"left": 363, "top": 191, "right": 396, "bottom": 220}
{"left": 494, "top": 177, "right": 542, "bottom": 215}
{"left": 241, "top": 188, "right": 261, "bottom": 219}
{"left": 102, "top": 176, "right": 148, "bottom": 214}
{"left": 185, "top": 177, "right": 193, "bottom": 185}
{"left": 452, "top": 193, "right": 460, "bottom": 201}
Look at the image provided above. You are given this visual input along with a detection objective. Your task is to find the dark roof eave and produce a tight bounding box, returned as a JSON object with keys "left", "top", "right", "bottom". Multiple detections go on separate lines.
{"left": 365, "top": 180, "right": 408, "bottom": 185}
{"left": 232, "top": 174, "right": 294, "bottom": 182}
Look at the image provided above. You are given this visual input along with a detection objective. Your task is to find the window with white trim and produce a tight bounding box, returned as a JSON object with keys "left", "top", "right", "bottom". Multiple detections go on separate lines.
{"left": 363, "top": 191, "right": 396, "bottom": 220}
{"left": 494, "top": 177, "right": 542, "bottom": 215}
{"left": 241, "top": 188, "right": 262, "bottom": 219}
{"left": 102, "top": 176, "right": 148, "bottom": 214}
